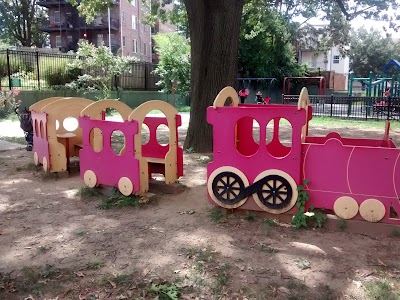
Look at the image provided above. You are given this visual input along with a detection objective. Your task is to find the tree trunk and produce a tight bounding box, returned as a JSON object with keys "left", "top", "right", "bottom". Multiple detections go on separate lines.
{"left": 183, "top": 0, "right": 243, "bottom": 153}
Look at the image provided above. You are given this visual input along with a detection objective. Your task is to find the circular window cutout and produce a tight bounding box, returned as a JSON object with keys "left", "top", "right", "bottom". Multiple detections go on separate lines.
{"left": 156, "top": 124, "right": 170, "bottom": 146}
{"left": 141, "top": 124, "right": 150, "bottom": 145}
{"left": 111, "top": 130, "right": 125, "bottom": 155}
{"left": 89, "top": 127, "right": 103, "bottom": 152}
{"left": 63, "top": 117, "right": 79, "bottom": 132}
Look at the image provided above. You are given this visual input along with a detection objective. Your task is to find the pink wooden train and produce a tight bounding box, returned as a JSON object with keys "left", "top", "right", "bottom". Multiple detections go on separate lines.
{"left": 29, "top": 97, "right": 183, "bottom": 195}
{"left": 207, "top": 87, "right": 400, "bottom": 224}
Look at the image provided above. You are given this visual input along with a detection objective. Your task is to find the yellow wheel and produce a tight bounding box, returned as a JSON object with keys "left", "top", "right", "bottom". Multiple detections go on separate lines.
{"left": 118, "top": 177, "right": 134, "bottom": 196}
{"left": 333, "top": 196, "right": 359, "bottom": 219}
{"left": 42, "top": 157, "right": 49, "bottom": 172}
{"left": 207, "top": 166, "right": 249, "bottom": 209}
{"left": 84, "top": 170, "right": 97, "bottom": 188}
{"left": 252, "top": 170, "right": 298, "bottom": 214}
{"left": 359, "top": 199, "right": 386, "bottom": 222}
{"left": 33, "top": 152, "right": 39, "bottom": 166}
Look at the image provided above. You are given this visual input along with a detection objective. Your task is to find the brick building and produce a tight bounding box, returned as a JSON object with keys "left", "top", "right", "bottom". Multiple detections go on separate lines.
{"left": 37, "top": 0, "right": 152, "bottom": 62}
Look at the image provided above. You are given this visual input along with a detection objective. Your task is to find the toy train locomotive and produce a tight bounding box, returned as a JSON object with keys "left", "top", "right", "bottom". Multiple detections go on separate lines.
{"left": 206, "top": 87, "right": 400, "bottom": 224}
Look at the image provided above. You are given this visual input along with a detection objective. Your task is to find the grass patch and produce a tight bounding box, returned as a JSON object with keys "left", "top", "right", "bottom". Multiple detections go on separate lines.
{"left": 391, "top": 228, "right": 400, "bottom": 237}
{"left": 17, "top": 265, "right": 61, "bottom": 296}
{"left": 76, "top": 186, "right": 103, "bottom": 200}
{"left": 75, "top": 229, "right": 87, "bottom": 237}
{"left": 177, "top": 106, "right": 190, "bottom": 112}
{"left": 244, "top": 211, "right": 256, "bottom": 221}
{"left": 212, "top": 263, "right": 230, "bottom": 296}
{"left": 262, "top": 218, "right": 277, "bottom": 236}
{"left": 365, "top": 279, "right": 400, "bottom": 300}
{"left": 148, "top": 282, "right": 180, "bottom": 300}
{"left": 338, "top": 219, "right": 346, "bottom": 232}
{"left": 317, "top": 284, "right": 336, "bottom": 300}
{"left": 86, "top": 261, "right": 104, "bottom": 270}
{"left": 97, "top": 194, "right": 146, "bottom": 210}
{"left": 310, "top": 116, "right": 400, "bottom": 130}
{"left": 208, "top": 206, "right": 226, "bottom": 223}
{"left": 0, "top": 136, "right": 26, "bottom": 145}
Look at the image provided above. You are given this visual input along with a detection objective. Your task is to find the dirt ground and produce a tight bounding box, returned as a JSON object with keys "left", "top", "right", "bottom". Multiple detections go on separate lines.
{"left": 1, "top": 124, "right": 400, "bottom": 300}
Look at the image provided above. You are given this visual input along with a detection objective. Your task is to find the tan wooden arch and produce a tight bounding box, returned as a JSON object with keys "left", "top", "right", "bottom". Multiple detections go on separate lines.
{"left": 298, "top": 87, "right": 310, "bottom": 143}
{"left": 213, "top": 86, "right": 239, "bottom": 108}
{"left": 41, "top": 97, "right": 94, "bottom": 172}
{"left": 29, "top": 97, "right": 64, "bottom": 112}
{"left": 128, "top": 100, "right": 179, "bottom": 194}
{"left": 80, "top": 99, "right": 133, "bottom": 120}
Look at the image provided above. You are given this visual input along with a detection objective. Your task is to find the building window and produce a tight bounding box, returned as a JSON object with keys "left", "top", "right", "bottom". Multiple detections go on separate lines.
{"left": 132, "top": 15, "right": 137, "bottom": 30}
{"left": 333, "top": 55, "right": 340, "bottom": 64}
{"left": 121, "top": 11, "right": 125, "bottom": 24}
{"left": 133, "top": 39, "right": 138, "bottom": 53}
{"left": 122, "top": 36, "right": 126, "bottom": 47}
{"left": 132, "top": 0, "right": 137, "bottom": 6}
{"left": 55, "top": 35, "right": 62, "bottom": 48}
{"left": 97, "top": 34, "right": 103, "bottom": 47}
{"left": 54, "top": 11, "right": 61, "bottom": 24}
{"left": 110, "top": 34, "right": 115, "bottom": 46}
{"left": 143, "top": 42, "right": 147, "bottom": 55}
{"left": 151, "top": 26, "right": 155, "bottom": 34}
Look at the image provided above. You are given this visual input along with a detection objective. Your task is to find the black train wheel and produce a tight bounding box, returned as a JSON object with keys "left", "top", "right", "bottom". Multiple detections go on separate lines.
{"left": 207, "top": 166, "right": 249, "bottom": 209}
{"left": 253, "top": 170, "right": 298, "bottom": 214}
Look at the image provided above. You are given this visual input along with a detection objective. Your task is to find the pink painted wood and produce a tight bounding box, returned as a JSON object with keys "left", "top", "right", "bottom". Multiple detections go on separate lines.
{"left": 32, "top": 112, "right": 50, "bottom": 167}
{"left": 79, "top": 116, "right": 140, "bottom": 193}
{"left": 142, "top": 115, "right": 183, "bottom": 177}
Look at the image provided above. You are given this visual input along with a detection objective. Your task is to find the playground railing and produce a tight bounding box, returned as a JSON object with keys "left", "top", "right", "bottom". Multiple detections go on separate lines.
{"left": 282, "top": 94, "right": 400, "bottom": 121}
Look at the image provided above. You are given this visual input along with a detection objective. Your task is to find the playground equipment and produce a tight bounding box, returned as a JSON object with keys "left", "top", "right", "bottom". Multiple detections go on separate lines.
{"left": 348, "top": 71, "right": 397, "bottom": 97}
{"left": 237, "top": 78, "right": 278, "bottom": 103}
{"left": 79, "top": 99, "right": 183, "bottom": 195}
{"left": 283, "top": 76, "right": 326, "bottom": 96}
{"left": 206, "top": 86, "right": 400, "bottom": 224}
{"left": 30, "top": 97, "right": 94, "bottom": 172}
{"left": 29, "top": 97, "right": 184, "bottom": 195}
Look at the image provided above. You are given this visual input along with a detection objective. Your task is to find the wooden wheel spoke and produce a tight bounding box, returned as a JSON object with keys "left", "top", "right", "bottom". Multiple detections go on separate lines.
{"left": 231, "top": 186, "right": 241, "bottom": 191}
{"left": 277, "top": 194, "right": 285, "bottom": 202}
{"left": 276, "top": 183, "right": 285, "bottom": 190}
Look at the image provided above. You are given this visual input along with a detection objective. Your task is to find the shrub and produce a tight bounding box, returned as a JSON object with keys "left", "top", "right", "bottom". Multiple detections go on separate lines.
{"left": 0, "top": 53, "right": 32, "bottom": 79}
{"left": 40, "top": 56, "right": 80, "bottom": 87}
{"left": 0, "top": 88, "right": 20, "bottom": 119}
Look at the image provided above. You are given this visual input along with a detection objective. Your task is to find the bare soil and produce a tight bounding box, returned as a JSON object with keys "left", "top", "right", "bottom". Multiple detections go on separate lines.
{"left": 0, "top": 125, "right": 400, "bottom": 300}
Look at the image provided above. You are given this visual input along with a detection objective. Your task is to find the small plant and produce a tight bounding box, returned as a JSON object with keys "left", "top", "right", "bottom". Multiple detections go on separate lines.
{"left": 244, "top": 211, "right": 256, "bottom": 221}
{"left": 185, "top": 146, "right": 195, "bottom": 154}
{"left": 212, "top": 263, "right": 231, "bottom": 295}
{"left": 263, "top": 218, "right": 277, "bottom": 236}
{"left": 86, "top": 261, "right": 104, "bottom": 270}
{"left": 0, "top": 88, "right": 21, "bottom": 119}
{"left": 365, "top": 279, "right": 400, "bottom": 300}
{"left": 148, "top": 282, "right": 180, "bottom": 300}
{"left": 208, "top": 206, "right": 226, "bottom": 223}
{"left": 75, "top": 229, "right": 87, "bottom": 237}
{"left": 391, "top": 228, "right": 400, "bottom": 237}
{"left": 292, "top": 179, "right": 326, "bottom": 229}
{"left": 294, "top": 258, "right": 311, "bottom": 270}
{"left": 77, "top": 186, "right": 103, "bottom": 199}
{"left": 338, "top": 219, "right": 346, "bottom": 232}
{"left": 97, "top": 194, "right": 143, "bottom": 209}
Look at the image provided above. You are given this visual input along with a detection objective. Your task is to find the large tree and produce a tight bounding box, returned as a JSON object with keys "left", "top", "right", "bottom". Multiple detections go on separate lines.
{"left": 0, "top": 0, "right": 47, "bottom": 47}
{"left": 349, "top": 27, "right": 400, "bottom": 77}
{"left": 68, "top": 0, "right": 400, "bottom": 152}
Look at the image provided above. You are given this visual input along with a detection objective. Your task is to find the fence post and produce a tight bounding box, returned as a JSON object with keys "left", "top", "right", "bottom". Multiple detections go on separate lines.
{"left": 36, "top": 51, "right": 40, "bottom": 90}
{"left": 6, "top": 49, "right": 11, "bottom": 90}
{"left": 144, "top": 63, "right": 148, "bottom": 91}
{"left": 330, "top": 94, "right": 334, "bottom": 117}
{"left": 388, "top": 96, "right": 392, "bottom": 121}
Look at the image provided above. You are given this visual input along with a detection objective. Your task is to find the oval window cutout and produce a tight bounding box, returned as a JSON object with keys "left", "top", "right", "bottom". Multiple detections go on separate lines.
{"left": 89, "top": 127, "right": 103, "bottom": 153}
{"left": 156, "top": 124, "right": 169, "bottom": 146}
{"left": 111, "top": 130, "right": 125, "bottom": 155}
{"left": 142, "top": 124, "right": 150, "bottom": 145}
{"left": 63, "top": 117, "right": 79, "bottom": 132}
{"left": 236, "top": 117, "right": 259, "bottom": 156}
{"left": 266, "top": 118, "right": 292, "bottom": 158}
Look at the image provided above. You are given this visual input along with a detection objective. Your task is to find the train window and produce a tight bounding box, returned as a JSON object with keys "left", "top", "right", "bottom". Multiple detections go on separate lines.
{"left": 265, "top": 117, "right": 292, "bottom": 158}
{"left": 34, "top": 120, "right": 39, "bottom": 137}
{"left": 63, "top": 117, "right": 79, "bottom": 132}
{"left": 141, "top": 124, "right": 150, "bottom": 145}
{"left": 236, "top": 117, "right": 260, "bottom": 156}
{"left": 56, "top": 120, "right": 60, "bottom": 130}
{"left": 89, "top": 127, "right": 103, "bottom": 153}
{"left": 266, "top": 119, "right": 274, "bottom": 144}
{"left": 111, "top": 130, "right": 125, "bottom": 155}
{"left": 105, "top": 109, "right": 123, "bottom": 122}
{"left": 156, "top": 124, "right": 170, "bottom": 146}
{"left": 39, "top": 121, "right": 44, "bottom": 139}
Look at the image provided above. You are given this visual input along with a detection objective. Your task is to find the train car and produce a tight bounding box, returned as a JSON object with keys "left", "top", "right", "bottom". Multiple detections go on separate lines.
{"left": 207, "top": 87, "right": 400, "bottom": 224}
{"left": 79, "top": 100, "right": 183, "bottom": 196}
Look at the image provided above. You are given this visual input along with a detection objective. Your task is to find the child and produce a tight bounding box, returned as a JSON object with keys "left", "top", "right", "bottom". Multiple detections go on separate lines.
{"left": 15, "top": 106, "right": 33, "bottom": 151}
{"left": 238, "top": 88, "right": 250, "bottom": 104}
{"left": 255, "top": 91, "right": 271, "bottom": 105}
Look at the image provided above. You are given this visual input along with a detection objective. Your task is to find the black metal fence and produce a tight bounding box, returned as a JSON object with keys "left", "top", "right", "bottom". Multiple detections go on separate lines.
{"left": 0, "top": 49, "right": 160, "bottom": 91}
{"left": 282, "top": 94, "right": 400, "bottom": 121}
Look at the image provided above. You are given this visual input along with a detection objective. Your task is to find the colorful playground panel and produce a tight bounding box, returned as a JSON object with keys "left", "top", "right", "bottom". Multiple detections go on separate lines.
{"left": 29, "top": 97, "right": 183, "bottom": 196}
{"left": 207, "top": 86, "right": 400, "bottom": 224}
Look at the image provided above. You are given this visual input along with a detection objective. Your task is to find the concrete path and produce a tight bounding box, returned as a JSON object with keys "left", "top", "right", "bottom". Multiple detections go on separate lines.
{"left": 0, "top": 139, "right": 24, "bottom": 151}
